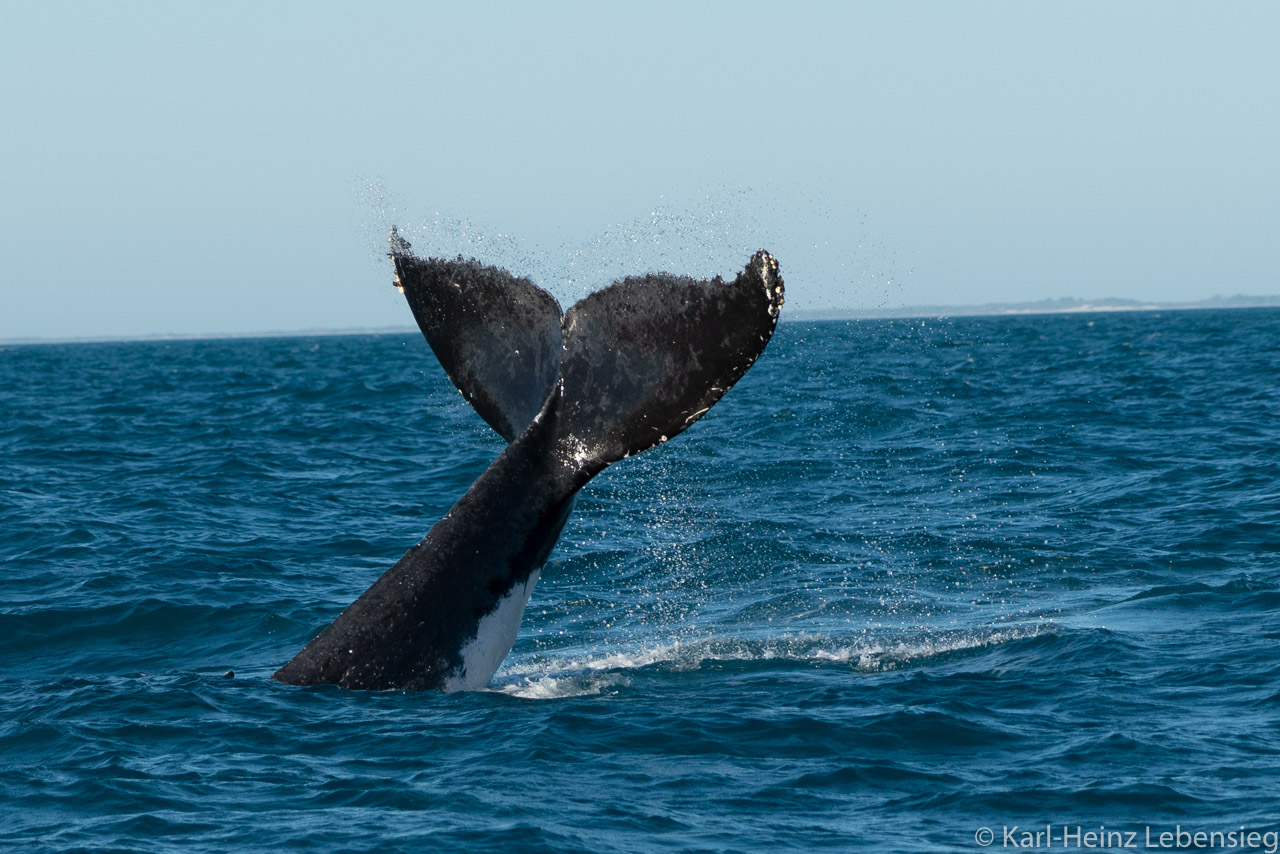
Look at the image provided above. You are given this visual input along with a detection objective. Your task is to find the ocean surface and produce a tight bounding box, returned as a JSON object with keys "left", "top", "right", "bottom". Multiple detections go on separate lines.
{"left": 2, "top": 308, "right": 1279, "bottom": 852}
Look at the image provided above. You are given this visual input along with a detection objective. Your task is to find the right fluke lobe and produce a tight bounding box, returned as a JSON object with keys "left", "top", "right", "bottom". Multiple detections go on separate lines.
{"left": 555, "top": 250, "right": 784, "bottom": 474}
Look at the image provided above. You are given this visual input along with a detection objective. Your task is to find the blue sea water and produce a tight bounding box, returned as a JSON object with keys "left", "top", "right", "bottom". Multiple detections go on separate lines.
{"left": 2, "top": 308, "right": 1279, "bottom": 852}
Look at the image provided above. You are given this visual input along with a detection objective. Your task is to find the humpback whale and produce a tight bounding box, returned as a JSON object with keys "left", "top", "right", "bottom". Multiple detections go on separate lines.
{"left": 272, "top": 230, "right": 784, "bottom": 691}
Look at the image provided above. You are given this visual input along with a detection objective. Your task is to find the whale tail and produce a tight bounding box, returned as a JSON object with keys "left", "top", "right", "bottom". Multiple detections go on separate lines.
{"left": 390, "top": 227, "right": 783, "bottom": 469}
{"left": 272, "top": 236, "right": 783, "bottom": 691}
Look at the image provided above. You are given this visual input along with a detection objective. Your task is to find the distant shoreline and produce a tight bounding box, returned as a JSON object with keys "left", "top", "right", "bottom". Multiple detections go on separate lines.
{"left": 790, "top": 294, "right": 1280, "bottom": 322}
{"left": 4, "top": 298, "right": 1279, "bottom": 346}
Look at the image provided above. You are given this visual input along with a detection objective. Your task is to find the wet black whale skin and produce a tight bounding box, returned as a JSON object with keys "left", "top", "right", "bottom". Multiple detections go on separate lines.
{"left": 272, "top": 248, "right": 783, "bottom": 691}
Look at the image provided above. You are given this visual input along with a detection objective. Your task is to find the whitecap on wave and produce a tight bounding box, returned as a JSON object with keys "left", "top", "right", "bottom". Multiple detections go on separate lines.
{"left": 488, "top": 623, "right": 1053, "bottom": 699}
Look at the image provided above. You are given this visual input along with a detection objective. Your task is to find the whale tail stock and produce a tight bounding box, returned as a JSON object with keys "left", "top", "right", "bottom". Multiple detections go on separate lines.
{"left": 271, "top": 233, "right": 783, "bottom": 690}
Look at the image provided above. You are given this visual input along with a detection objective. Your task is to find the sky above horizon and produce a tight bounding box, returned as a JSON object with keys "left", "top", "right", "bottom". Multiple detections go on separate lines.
{"left": 2, "top": 1, "right": 1278, "bottom": 340}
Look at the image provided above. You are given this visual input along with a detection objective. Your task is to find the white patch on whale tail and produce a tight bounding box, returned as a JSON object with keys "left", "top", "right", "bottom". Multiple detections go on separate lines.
{"left": 442, "top": 569, "right": 542, "bottom": 692}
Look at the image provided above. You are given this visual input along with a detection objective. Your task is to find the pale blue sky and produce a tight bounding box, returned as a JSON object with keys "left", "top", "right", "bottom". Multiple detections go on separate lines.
{"left": 2, "top": 1, "right": 1277, "bottom": 339}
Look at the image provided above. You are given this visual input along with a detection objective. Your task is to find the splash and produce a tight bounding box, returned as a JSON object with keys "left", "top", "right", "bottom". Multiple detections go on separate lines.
{"left": 353, "top": 180, "right": 903, "bottom": 315}
{"left": 490, "top": 623, "right": 1054, "bottom": 699}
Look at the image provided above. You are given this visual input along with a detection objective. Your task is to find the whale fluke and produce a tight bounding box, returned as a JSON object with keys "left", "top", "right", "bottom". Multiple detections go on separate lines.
{"left": 558, "top": 251, "right": 783, "bottom": 477}
{"left": 392, "top": 247, "right": 562, "bottom": 443}
{"left": 272, "top": 239, "right": 783, "bottom": 691}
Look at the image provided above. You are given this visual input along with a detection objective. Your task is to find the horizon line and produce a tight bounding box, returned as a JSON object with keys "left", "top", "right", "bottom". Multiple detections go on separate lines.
{"left": 4, "top": 296, "right": 1279, "bottom": 347}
